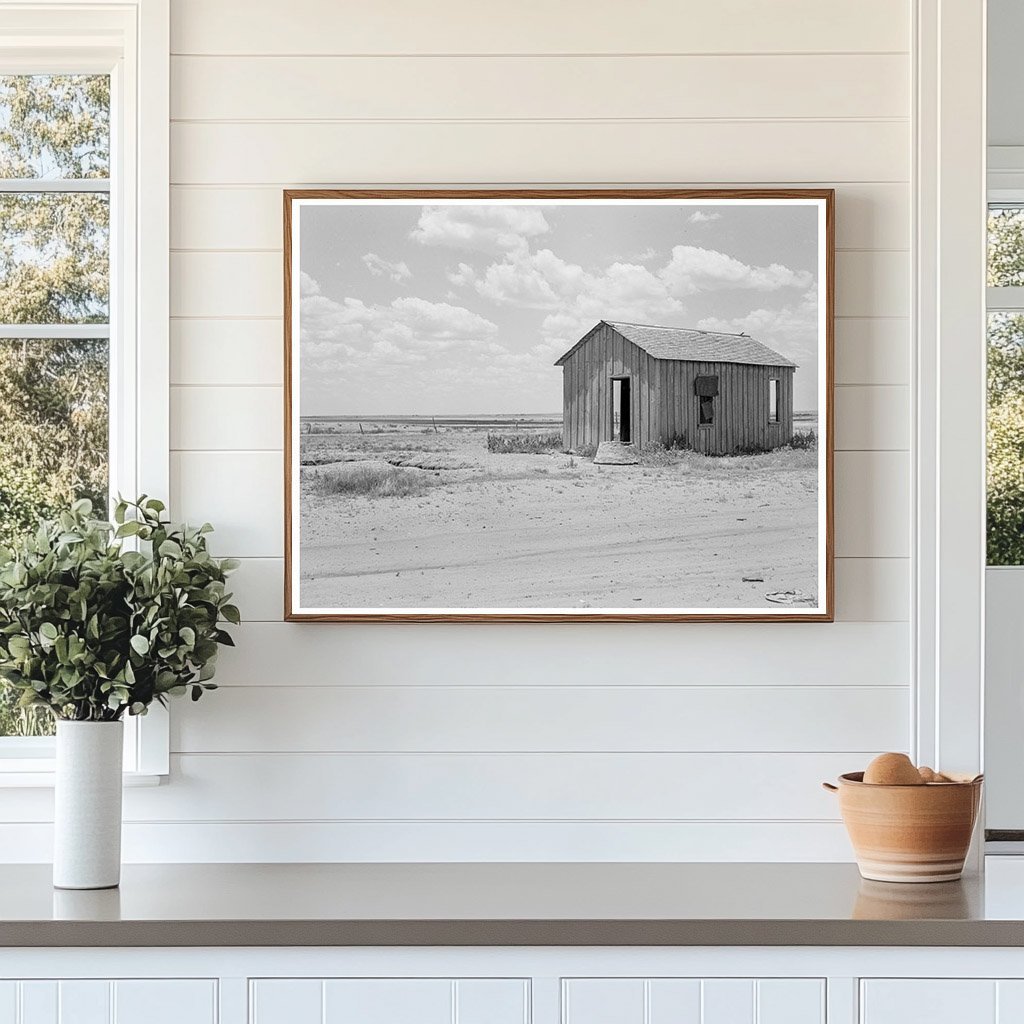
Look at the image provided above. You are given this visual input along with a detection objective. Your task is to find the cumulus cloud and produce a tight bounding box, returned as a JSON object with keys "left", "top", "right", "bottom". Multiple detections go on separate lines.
{"left": 658, "top": 245, "right": 813, "bottom": 295}
{"left": 688, "top": 210, "right": 721, "bottom": 224}
{"left": 697, "top": 289, "right": 819, "bottom": 366}
{"left": 362, "top": 252, "right": 412, "bottom": 282}
{"left": 299, "top": 274, "right": 499, "bottom": 373}
{"left": 411, "top": 205, "right": 550, "bottom": 255}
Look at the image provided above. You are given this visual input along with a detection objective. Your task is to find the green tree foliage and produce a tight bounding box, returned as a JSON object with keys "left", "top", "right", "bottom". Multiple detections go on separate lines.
{"left": 0, "top": 76, "right": 110, "bottom": 735}
{"left": 988, "top": 209, "right": 1024, "bottom": 565}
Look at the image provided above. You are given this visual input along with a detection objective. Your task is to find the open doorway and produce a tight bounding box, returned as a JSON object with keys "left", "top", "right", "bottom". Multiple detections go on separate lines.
{"left": 611, "top": 377, "right": 631, "bottom": 443}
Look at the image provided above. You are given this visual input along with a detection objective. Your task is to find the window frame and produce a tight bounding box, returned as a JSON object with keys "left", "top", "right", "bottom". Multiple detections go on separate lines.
{"left": 768, "top": 378, "right": 780, "bottom": 424}
{"left": 0, "top": 0, "right": 169, "bottom": 784}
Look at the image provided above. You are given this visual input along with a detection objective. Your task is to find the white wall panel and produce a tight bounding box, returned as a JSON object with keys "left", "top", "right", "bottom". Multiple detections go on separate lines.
{"left": 170, "top": 0, "right": 910, "bottom": 55}
{"left": 171, "top": 451, "right": 282, "bottom": 557}
{"left": 834, "top": 452, "right": 910, "bottom": 558}
{"left": 211, "top": 622, "right": 910, "bottom": 687}
{"left": 171, "top": 683, "right": 908, "bottom": 753}
{"left": 172, "top": 55, "right": 908, "bottom": 121}
{"left": 123, "top": 752, "right": 857, "bottom": 821}
{"left": 171, "top": 386, "right": 281, "bottom": 451}
{"left": 834, "top": 386, "right": 910, "bottom": 451}
{"left": 834, "top": 319, "right": 909, "bottom": 386}
{"left": 170, "top": 121, "right": 909, "bottom": 186}
{"left": 170, "top": 183, "right": 909, "bottom": 251}
{"left": 170, "top": 320, "right": 282, "bottom": 386}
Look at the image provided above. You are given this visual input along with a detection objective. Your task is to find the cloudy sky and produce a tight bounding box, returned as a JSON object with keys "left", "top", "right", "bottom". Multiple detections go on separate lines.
{"left": 298, "top": 200, "right": 821, "bottom": 416}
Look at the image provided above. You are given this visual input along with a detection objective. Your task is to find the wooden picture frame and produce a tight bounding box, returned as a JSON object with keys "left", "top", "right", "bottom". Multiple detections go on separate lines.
{"left": 284, "top": 189, "right": 834, "bottom": 622}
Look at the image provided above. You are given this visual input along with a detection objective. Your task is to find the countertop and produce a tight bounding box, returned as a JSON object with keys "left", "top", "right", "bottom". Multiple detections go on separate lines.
{"left": 7, "top": 861, "right": 1024, "bottom": 947}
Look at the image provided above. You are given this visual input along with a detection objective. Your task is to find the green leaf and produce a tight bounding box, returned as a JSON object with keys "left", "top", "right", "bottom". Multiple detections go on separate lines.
{"left": 130, "top": 634, "right": 150, "bottom": 656}
{"left": 39, "top": 622, "right": 58, "bottom": 641}
{"left": 158, "top": 539, "right": 183, "bottom": 559}
{"left": 220, "top": 604, "right": 241, "bottom": 625}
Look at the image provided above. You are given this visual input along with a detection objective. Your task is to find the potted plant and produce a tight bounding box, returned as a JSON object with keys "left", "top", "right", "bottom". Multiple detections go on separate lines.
{"left": 0, "top": 497, "right": 239, "bottom": 889}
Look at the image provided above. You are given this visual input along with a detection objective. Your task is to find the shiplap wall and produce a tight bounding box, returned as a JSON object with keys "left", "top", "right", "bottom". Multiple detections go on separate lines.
{"left": 4, "top": 0, "right": 915, "bottom": 861}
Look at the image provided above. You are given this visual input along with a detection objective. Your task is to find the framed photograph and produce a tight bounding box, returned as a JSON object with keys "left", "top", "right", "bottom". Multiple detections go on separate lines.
{"left": 284, "top": 189, "right": 834, "bottom": 622}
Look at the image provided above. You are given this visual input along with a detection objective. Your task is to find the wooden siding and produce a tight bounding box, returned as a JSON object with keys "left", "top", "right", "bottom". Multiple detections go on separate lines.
{"left": 560, "top": 325, "right": 795, "bottom": 454}
{"left": 559, "top": 323, "right": 660, "bottom": 450}
{"left": 658, "top": 359, "right": 795, "bottom": 455}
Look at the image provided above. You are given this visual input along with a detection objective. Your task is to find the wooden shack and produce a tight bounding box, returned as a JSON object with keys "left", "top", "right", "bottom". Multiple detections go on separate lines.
{"left": 554, "top": 320, "right": 797, "bottom": 456}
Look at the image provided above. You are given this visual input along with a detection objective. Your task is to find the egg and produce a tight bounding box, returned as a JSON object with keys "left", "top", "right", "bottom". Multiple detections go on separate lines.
{"left": 863, "top": 752, "right": 925, "bottom": 786}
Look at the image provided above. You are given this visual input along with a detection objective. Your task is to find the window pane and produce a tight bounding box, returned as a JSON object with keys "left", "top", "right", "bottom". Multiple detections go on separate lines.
{"left": 987, "top": 312, "right": 1024, "bottom": 565}
{"left": 988, "top": 207, "right": 1024, "bottom": 288}
{"left": 0, "top": 75, "right": 109, "bottom": 179}
{"left": 0, "top": 338, "right": 108, "bottom": 739}
{"left": 0, "top": 192, "right": 109, "bottom": 323}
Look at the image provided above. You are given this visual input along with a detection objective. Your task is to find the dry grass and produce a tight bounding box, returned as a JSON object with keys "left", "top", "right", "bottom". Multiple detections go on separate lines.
{"left": 311, "top": 463, "right": 439, "bottom": 499}
{"left": 486, "top": 432, "right": 563, "bottom": 454}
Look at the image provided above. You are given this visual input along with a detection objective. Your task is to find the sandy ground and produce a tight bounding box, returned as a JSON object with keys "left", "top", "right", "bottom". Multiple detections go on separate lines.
{"left": 298, "top": 427, "right": 818, "bottom": 610}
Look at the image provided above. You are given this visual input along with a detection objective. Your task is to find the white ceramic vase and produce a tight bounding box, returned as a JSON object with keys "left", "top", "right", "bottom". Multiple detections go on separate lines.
{"left": 53, "top": 720, "right": 124, "bottom": 890}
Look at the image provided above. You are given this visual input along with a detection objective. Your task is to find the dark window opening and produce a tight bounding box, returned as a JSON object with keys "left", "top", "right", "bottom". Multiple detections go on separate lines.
{"left": 769, "top": 378, "right": 780, "bottom": 423}
{"left": 612, "top": 377, "right": 631, "bottom": 443}
{"left": 695, "top": 376, "right": 718, "bottom": 426}
{"left": 699, "top": 395, "right": 714, "bottom": 426}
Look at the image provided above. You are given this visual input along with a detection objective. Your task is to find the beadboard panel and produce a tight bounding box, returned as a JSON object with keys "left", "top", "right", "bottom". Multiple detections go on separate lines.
{"left": 170, "top": 249, "right": 908, "bottom": 320}
{"left": 170, "top": 0, "right": 910, "bottom": 56}
{"left": 171, "top": 54, "right": 908, "bottom": 122}
{"left": 224, "top": 556, "right": 909, "bottom": 623}
{"left": 170, "top": 684, "right": 909, "bottom": 754}
{"left": 0, "top": 820, "right": 856, "bottom": 863}
{"left": 114, "top": 752, "right": 858, "bottom": 822}
{"left": 170, "top": 182, "right": 909, "bottom": 251}
{"left": 168, "top": 383, "right": 905, "bottom": 453}
{"left": 3, "top": 981, "right": 218, "bottom": 1024}
{"left": 249, "top": 979, "right": 529, "bottom": 1024}
{"left": 563, "top": 978, "right": 825, "bottom": 1024}
{"left": 170, "top": 450, "right": 908, "bottom": 559}
{"left": 170, "top": 121, "right": 909, "bottom": 186}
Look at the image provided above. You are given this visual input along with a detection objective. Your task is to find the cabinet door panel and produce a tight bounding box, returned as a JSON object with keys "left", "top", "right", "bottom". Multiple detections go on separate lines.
{"left": 455, "top": 980, "right": 529, "bottom": 1024}
{"left": 113, "top": 981, "right": 216, "bottom": 1024}
{"left": 702, "top": 980, "right": 754, "bottom": 1024}
{"left": 323, "top": 980, "right": 451, "bottom": 1024}
{"left": 0, "top": 984, "right": 16, "bottom": 1024}
{"left": 564, "top": 978, "right": 824, "bottom": 1024}
{"left": 18, "top": 983, "right": 56, "bottom": 1024}
{"left": 563, "top": 980, "right": 645, "bottom": 1024}
{"left": 58, "top": 982, "right": 110, "bottom": 1024}
{"left": 250, "top": 980, "right": 322, "bottom": 1024}
{"left": 861, "top": 981, "right": 997, "bottom": 1024}
{"left": 648, "top": 980, "right": 701, "bottom": 1024}
{"left": 757, "top": 980, "right": 825, "bottom": 1024}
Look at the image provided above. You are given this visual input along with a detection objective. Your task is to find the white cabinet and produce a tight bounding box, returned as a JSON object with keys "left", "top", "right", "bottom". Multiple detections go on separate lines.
{"left": 562, "top": 978, "right": 825, "bottom": 1024}
{"left": 0, "top": 980, "right": 216, "bottom": 1024}
{"left": 249, "top": 978, "right": 529, "bottom": 1024}
{"left": 861, "top": 980, "right": 1024, "bottom": 1024}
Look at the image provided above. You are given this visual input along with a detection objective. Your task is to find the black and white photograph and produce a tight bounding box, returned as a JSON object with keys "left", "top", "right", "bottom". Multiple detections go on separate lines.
{"left": 285, "top": 190, "right": 833, "bottom": 621}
